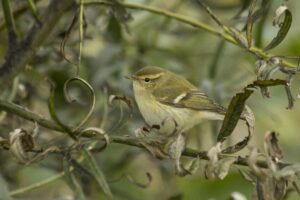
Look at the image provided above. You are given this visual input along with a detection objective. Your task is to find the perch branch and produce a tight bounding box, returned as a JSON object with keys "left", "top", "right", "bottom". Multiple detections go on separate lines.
{"left": 0, "top": 99, "right": 289, "bottom": 169}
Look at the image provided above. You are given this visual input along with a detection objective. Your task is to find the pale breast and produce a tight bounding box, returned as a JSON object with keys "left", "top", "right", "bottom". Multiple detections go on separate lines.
{"left": 133, "top": 82, "right": 198, "bottom": 133}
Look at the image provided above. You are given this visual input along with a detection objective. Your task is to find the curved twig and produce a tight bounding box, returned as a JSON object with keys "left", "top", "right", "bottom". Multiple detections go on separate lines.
{"left": 63, "top": 77, "right": 96, "bottom": 132}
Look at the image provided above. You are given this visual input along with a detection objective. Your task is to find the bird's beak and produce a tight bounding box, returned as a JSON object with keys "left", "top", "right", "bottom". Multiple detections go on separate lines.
{"left": 125, "top": 75, "right": 138, "bottom": 80}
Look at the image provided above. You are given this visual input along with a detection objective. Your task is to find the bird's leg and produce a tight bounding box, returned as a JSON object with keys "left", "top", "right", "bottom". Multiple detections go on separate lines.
{"left": 134, "top": 124, "right": 168, "bottom": 159}
{"left": 134, "top": 124, "right": 160, "bottom": 137}
{"left": 165, "top": 132, "right": 190, "bottom": 176}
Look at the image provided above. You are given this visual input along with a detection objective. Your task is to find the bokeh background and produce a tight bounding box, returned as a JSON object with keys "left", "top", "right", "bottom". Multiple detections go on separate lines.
{"left": 1, "top": 0, "right": 300, "bottom": 199}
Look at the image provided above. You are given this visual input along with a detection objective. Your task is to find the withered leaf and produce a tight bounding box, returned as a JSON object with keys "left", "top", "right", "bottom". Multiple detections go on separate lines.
{"left": 217, "top": 89, "right": 253, "bottom": 142}
{"left": 217, "top": 79, "right": 287, "bottom": 144}
{"left": 264, "top": 131, "right": 283, "bottom": 161}
{"left": 264, "top": 5, "right": 292, "bottom": 51}
{"left": 9, "top": 129, "right": 34, "bottom": 164}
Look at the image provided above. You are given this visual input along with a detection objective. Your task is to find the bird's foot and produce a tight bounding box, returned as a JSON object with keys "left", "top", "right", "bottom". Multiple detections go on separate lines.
{"left": 164, "top": 132, "right": 200, "bottom": 176}
{"left": 134, "top": 124, "right": 160, "bottom": 138}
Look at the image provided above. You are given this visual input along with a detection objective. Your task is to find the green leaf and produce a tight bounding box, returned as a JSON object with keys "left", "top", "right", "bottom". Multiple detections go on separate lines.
{"left": 217, "top": 79, "right": 287, "bottom": 143}
{"left": 264, "top": 6, "right": 292, "bottom": 51}
{"left": 82, "top": 149, "right": 113, "bottom": 199}
{"left": 246, "top": 0, "right": 257, "bottom": 47}
{"left": 63, "top": 160, "right": 86, "bottom": 200}
{"left": 217, "top": 89, "right": 253, "bottom": 142}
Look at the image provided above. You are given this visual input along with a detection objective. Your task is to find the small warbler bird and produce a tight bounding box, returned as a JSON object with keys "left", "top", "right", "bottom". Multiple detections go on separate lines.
{"left": 128, "top": 66, "right": 227, "bottom": 134}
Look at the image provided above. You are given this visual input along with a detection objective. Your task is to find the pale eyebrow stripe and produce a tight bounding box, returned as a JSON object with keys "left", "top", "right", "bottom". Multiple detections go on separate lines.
{"left": 173, "top": 93, "right": 187, "bottom": 104}
{"left": 138, "top": 72, "right": 164, "bottom": 80}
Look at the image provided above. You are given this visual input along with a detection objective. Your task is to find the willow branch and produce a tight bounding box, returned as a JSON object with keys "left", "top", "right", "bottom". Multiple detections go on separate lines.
{"left": 83, "top": 0, "right": 295, "bottom": 68}
{"left": 0, "top": 99, "right": 289, "bottom": 170}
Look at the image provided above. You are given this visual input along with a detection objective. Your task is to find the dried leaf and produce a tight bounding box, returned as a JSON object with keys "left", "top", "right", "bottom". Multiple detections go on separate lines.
{"left": 222, "top": 105, "right": 255, "bottom": 154}
{"left": 256, "top": 60, "right": 270, "bottom": 97}
{"left": 264, "top": 131, "right": 283, "bottom": 161}
{"left": 218, "top": 79, "right": 286, "bottom": 149}
{"left": 205, "top": 143, "right": 236, "bottom": 180}
{"left": 126, "top": 172, "right": 152, "bottom": 188}
{"left": 264, "top": 5, "right": 292, "bottom": 50}
{"left": 217, "top": 89, "right": 253, "bottom": 142}
{"left": 9, "top": 128, "right": 34, "bottom": 164}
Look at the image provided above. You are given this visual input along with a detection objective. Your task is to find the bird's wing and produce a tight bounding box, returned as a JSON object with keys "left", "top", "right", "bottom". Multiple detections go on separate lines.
{"left": 154, "top": 88, "right": 226, "bottom": 114}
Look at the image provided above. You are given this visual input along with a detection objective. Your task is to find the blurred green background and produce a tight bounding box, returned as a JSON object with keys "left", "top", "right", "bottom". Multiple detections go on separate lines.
{"left": 1, "top": 0, "right": 300, "bottom": 199}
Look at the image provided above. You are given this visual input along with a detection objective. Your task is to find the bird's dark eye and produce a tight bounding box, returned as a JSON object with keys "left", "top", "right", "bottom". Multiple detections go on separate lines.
{"left": 144, "top": 78, "right": 150, "bottom": 82}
